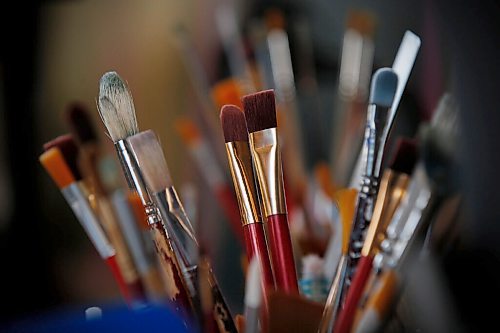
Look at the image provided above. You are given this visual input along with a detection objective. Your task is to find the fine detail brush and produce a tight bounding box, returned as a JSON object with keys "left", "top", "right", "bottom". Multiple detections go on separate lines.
{"left": 97, "top": 71, "right": 193, "bottom": 320}
{"left": 333, "top": 139, "right": 417, "bottom": 333}
{"left": 66, "top": 104, "right": 148, "bottom": 303}
{"left": 243, "top": 89, "right": 299, "bottom": 294}
{"left": 175, "top": 117, "right": 245, "bottom": 246}
{"left": 344, "top": 68, "right": 398, "bottom": 288}
{"left": 127, "top": 129, "right": 238, "bottom": 333}
{"left": 39, "top": 148, "right": 131, "bottom": 303}
{"left": 220, "top": 104, "right": 275, "bottom": 295}
{"left": 317, "top": 188, "right": 357, "bottom": 333}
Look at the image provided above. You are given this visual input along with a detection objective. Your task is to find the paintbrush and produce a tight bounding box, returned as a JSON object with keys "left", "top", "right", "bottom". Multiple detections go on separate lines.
{"left": 97, "top": 71, "right": 193, "bottom": 320}
{"left": 344, "top": 68, "right": 398, "bottom": 288}
{"left": 65, "top": 104, "right": 148, "bottom": 303}
{"left": 220, "top": 104, "right": 275, "bottom": 292}
{"left": 175, "top": 117, "right": 245, "bottom": 246}
{"left": 331, "top": 11, "right": 376, "bottom": 186}
{"left": 317, "top": 189, "right": 357, "bottom": 333}
{"left": 39, "top": 147, "right": 131, "bottom": 304}
{"left": 243, "top": 89, "right": 299, "bottom": 294}
{"left": 332, "top": 139, "right": 418, "bottom": 332}
{"left": 348, "top": 31, "right": 421, "bottom": 190}
{"left": 127, "top": 129, "right": 239, "bottom": 333}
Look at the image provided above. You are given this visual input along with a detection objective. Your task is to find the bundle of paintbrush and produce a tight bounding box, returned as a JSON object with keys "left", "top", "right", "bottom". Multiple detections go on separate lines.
{"left": 36, "top": 4, "right": 471, "bottom": 331}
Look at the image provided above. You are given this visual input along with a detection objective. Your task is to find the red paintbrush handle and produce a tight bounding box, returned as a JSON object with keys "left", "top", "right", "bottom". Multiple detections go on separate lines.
{"left": 244, "top": 223, "right": 275, "bottom": 294}
{"left": 334, "top": 255, "right": 374, "bottom": 333}
{"left": 267, "top": 214, "right": 299, "bottom": 294}
{"left": 216, "top": 186, "right": 246, "bottom": 245}
{"left": 105, "top": 255, "right": 132, "bottom": 305}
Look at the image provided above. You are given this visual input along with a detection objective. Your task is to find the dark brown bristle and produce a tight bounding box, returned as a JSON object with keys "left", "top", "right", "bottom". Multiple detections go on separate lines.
{"left": 220, "top": 104, "right": 249, "bottom": 143}
{"left": 43, "top": 134, "right": 82, "bottom": 181}
{"left": 66, "top": 102, "right": 98, "bottom": 144}
{"left": 242, "top": 90, "right": 277, "bottom": 133}
{"left": 389, "top": 138, "right": 419, "bottom": 175}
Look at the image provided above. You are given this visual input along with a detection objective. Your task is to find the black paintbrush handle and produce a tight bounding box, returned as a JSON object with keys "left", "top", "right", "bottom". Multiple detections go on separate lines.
{"left": 209, "top": 271, "right": 238, "bottom": 333}
{"left": 344, "top": 176, "right": 379, "bottom": 290}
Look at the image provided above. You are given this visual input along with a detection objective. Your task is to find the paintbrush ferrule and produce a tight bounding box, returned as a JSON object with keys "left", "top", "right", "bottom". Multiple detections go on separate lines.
{"left": 248, "top": 128, "right": 287, "bottom": 217}
{"left": 153, "top": 187, "right": 199, "bottom": 250}
{"left": 225, "top": 141, "right": 263, "bottom": 225}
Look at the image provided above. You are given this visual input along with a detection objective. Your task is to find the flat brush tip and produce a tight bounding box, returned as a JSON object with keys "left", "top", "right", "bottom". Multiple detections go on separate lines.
{"left": 66, "top": 102, "right": 98, "bottom": 144}
{"left": 242, "top": 89, "right": 277, "bottom": 133}
{"left": 127, "top": 130, "right": 173, "bottom": 193}
{"left": 389, "top": 138, "right": 419, "bottom": 175}
{"left": 40, "top": 148, "right": 75, "bottom": 189}
{"left": 369, "top": 68, "right": 398, "bottom": 108}
{"left": 220, "top": 104, "right": 248, "bottom": 143}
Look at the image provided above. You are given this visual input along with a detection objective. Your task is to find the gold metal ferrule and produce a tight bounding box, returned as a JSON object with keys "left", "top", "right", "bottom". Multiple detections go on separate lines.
{"left": 225, "top": 141, "right": 262, "bottom": 226}
{"left": 362, "top": 170, "right": 410, "bottom": 257}
{"left": 248, "top": 128, "right": 287, "bottom": 217}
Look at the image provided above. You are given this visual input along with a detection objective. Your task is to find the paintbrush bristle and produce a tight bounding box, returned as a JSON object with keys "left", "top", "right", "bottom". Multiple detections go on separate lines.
{"left": 127, "top": 130, "right": 173, "bottom": 193}
{"left": 389, "top": 138, "right": 418, "bottom": 175}
{"left": 43, "top": 134, "right": 82, "bottom": 181}
{"left": 40, "top": 148, "right": 75, "bottom": 189}
{"left": 220, "top": 104, "right": 249, "bottom": 143}
{"left": 98, "top": 71, "right": 138, "bottom": 142}
{"left": 368, "top": 68, "right": 398, "bottom": 108}
{"left": 242, "top": 89, "right": 277, "bottom": 133}
{"left": 66, "top": 102, "right": 98, "bottom": 144}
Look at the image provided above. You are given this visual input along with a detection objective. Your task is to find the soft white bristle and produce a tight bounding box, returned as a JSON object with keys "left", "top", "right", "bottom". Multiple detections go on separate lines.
{"left": 126, "top": 130, "right": 173, "bottom": 193}
{"left": 85, "top": 306, "right": 102, "bottom": 321}
{"left": 245, "top": 257, "right": 262, "bottom": 308}
{"left": 98, "top": 71, "right": 138, "bottom": 142}
{"left": 301, "top": 254, "right": 325, "bottom": 279}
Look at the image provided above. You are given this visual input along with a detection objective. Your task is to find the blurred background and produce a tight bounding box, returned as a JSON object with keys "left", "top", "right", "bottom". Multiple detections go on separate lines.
{"left": 0, "top": 0, "right": 499, "bottom": 331}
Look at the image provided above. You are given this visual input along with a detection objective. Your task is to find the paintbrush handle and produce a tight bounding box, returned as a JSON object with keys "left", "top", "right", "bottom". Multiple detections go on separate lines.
{"left": 105, "top": 255, "right": 132, "bottom": 304}
{"left": 216, "top": 186, "right": 246, "bottom": 245}
{"left": 346, "top": 181, "right": 377, "bottom": 285}
{"left": 243, "top": 223, "right": 275, "bottom": 291}
{"left": 334, "top": 255, "right": 374, "bottom": 333}
{"left": 150, "top": 223, "right": 194, "bottom": 322}
{"left": 207, "top": 270, "right": 239, "bottom": 333}
{"left": 267, "top": 214, "right": 299, "bottom": 294}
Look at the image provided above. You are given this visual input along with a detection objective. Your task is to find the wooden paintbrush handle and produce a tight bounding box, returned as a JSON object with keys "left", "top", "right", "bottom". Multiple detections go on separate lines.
{"left": 105, "top": 255, "right": 132, "bottom": 305}
{"left": 335, "top": 255, "right": 374, "bottom": 333}
{"left": 267, "top": 214, "right": 299, "bottom": 294}
{"left": 207, "top": 270, "right": 239, "bottom": 333}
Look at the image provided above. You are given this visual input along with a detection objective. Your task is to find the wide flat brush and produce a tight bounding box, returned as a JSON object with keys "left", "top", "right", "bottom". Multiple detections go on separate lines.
{"left": 243, "top": 89, "right": 299, "bottom": 294}
{"left": 39, "top": 148, "right": 131, "bottom": 304}
{"left": 333, "top": 139, "right": 417, "bottom": 333}
{"left": 317, "top": 188, "right": 357, "bottom": 333}
{"left": 127, "top": 130, "right": 238, "bottom": 333}
{"left": 220, "top": 104, "right": 275, "bottom": 302}
{"left": 97, "top": 71, "right": 193, "bottom": 320}
{"left": 65, "top": 104, "right": 148, "bottom": 303}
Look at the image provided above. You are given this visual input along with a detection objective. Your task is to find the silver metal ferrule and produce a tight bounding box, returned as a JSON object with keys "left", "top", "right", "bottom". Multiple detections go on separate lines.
{"left": 115, "top": 140, "right": 161, "bottom": 227}
{"left": 61, "top": 183, "right": 115, "bottom": 259}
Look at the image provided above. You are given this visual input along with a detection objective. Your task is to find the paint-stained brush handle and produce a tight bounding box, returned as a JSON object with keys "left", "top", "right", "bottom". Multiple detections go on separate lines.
{"left": 267, "top": 214, "right": 299, "bottom": 293}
